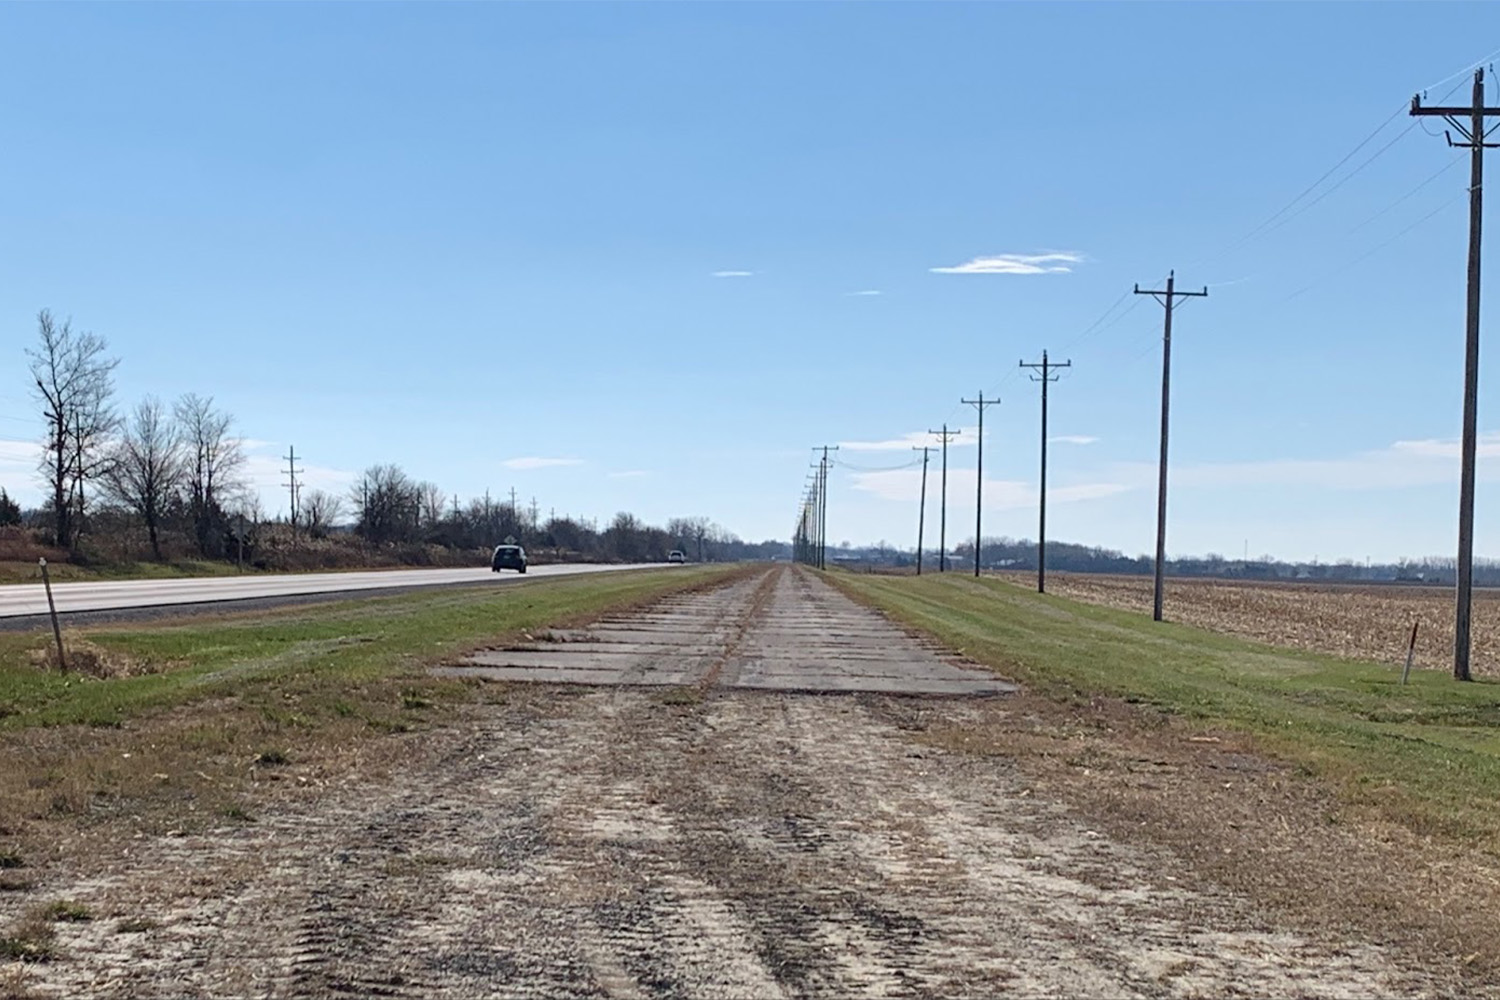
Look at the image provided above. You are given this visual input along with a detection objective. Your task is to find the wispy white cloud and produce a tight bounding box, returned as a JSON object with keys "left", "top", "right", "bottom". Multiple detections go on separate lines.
{"left": 0, "top": 439, "right": 43, "bottom": 506}
{"left": 850, "top": 467, "right": 1129, "bottom": 508}
{"left": 503, "top": 457, "right": 584, "bottom": 470}
{"left": 712, "top": 270, "right": 753, "bottom": 278}
{"left": 839, "top": 428, "right": 978, "bottom": 452}
{"left": 608, "top": 470, "right": 649, "bottom": 479}
{"left": 847, "top": 289, "right": 882, "bottom": 297}
{"left": 1112, "top": 431, "right": 1500, "bottom": 492}
{"left": 930, "top": 251, "right": 1085, "bottom": 276}
{"left": 1049, "top": 435, "right": 1099, "bottom": 446}
{"left": 0, "top": 440, "right": 41, "bottom": 467}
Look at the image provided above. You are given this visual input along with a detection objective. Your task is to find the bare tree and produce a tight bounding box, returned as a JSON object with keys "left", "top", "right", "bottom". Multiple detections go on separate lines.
{"left": 604, "top": 511, "right": 646, "bottom": 562}
{"left": 174, "top": 393, "right": 246, "bottom": 557}
{"left": 300, "top": 489, "right": 345, "bottom": 539}
{"left": 350, "top": 464, "right": 420, "bottom": 545}
{"left": 28, "top": 310, "right": 119, "bottom": 550}
{"left": 417, "top": 481, "right": 445, "bottom": 531}
{"left": 100, "top": 397, "right": 184, "bottom": 560}
{"left": 669, "top": 516, "right": 713, "bottom": 563}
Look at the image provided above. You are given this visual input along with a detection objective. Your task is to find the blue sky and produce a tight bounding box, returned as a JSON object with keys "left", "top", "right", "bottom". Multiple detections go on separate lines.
{"left": 1, "top": 2, "right": 1499, "bottom": 562}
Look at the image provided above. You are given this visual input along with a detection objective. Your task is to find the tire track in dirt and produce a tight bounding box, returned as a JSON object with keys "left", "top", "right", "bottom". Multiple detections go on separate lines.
{"left": 1, "top": 569, "right": 1465, "bottom": 998}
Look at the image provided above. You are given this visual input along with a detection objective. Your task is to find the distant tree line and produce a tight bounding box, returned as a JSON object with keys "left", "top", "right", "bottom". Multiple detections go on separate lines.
{"left": 832, "top": 533, "right": 1500, "bottom": 587}
{"left": 14, "top": 309, "right": 783, "bottom": 568}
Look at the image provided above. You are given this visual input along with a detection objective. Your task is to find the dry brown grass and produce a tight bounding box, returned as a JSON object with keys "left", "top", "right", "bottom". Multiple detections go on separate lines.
{"left": 1010, "top": 572, "right": 1500, "bottom": 676}
{"left": 23, "top": 631, "right": 173, "bottom": 679}
{"left": 912, "top": 690, "right": 1500, "bottom": 983}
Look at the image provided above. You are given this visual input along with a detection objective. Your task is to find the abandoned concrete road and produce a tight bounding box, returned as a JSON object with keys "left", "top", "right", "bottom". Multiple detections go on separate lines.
{"left": 5, "top": 567, "right": 1450, "bottom": 998}
{"left": 438, "top": 567, "right": 1014, "bottom": 696}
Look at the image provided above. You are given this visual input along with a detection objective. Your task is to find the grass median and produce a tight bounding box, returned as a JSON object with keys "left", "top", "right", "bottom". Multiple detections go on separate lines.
{"left": 835, "top": 571, "right": 1500, "bottom": 852}
{"left": 0, "top": 564, "right": 744, "bottom": 846}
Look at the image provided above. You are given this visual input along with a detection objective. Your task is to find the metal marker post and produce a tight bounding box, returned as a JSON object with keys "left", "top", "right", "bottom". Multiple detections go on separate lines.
{"left": 1402, "top": 621, "right": 1420, "bottom": 686}
{"left": 39, "top": 558, "right": 65, "bottom": 670}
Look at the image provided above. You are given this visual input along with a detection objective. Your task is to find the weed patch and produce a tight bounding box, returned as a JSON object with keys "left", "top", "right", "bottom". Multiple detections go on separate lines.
{"left": 0, "top": 911, "right": 55, "bottom": 962}
{"left": 115, "top": 917, "right": 158, "bottom": 934}
{"left": 39, "top": 901, "right": 91, "bottom": 923}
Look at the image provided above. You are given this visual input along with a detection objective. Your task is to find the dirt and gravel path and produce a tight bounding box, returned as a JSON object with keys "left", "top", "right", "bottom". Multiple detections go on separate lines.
{"left": 2, "top": 567, "right": 1460, "bottom": 998}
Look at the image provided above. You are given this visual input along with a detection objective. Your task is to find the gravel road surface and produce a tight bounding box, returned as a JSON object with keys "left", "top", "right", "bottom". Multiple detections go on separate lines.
{"left": 3, "top": 567, "right": 1447, "bottom": 998}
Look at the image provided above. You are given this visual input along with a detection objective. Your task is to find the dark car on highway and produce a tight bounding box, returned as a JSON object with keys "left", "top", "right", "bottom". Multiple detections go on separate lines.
{"left": 491, "top": 544, "right": 528, "bottom": 574}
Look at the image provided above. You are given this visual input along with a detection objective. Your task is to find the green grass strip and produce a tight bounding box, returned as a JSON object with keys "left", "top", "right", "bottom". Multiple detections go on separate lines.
{"left": 837, "top": 572, "right": 1500, "bottom": 848}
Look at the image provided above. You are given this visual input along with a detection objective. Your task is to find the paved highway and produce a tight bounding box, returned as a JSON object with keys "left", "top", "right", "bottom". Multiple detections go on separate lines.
{"left": 0, "top": 563, "right": 667, "bottom": 619}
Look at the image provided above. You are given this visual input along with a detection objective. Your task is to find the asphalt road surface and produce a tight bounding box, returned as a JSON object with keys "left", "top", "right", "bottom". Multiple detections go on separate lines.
{"left": 0, "top": 562, "right": 665, "bottom": 620}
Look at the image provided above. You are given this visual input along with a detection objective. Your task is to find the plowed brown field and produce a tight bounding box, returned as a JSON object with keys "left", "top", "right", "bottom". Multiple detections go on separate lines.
{"left": 1002, "top": 572, "right": 1500, "bottom": 677}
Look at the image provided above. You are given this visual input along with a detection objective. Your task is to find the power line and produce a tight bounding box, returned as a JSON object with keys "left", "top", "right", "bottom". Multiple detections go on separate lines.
{"left": 1191, "top": 104, "right": 1408, "bottom": 271}
{"left": 1255, "top": 121, "right": 1420, "bottom": 239}
{"left": 1417, "top": 44, "right": 1500, "bottom": 96}
{"left": 1347, "top": 153, "right": 1465, "bottom": 235}
{"left": 1191, "top": 76, "right": 1472, "bottom": 273}
{"left": 1282, "top": 191, "right": 1465, "bottom": 303}
{"left": 833, "top": 456, "right": 923, "bottom": 472}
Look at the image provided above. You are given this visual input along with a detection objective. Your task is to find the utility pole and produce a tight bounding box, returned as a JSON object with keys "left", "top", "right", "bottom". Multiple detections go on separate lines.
{"left": 1134, "top": 271, "right": 1207, "bottom": 622}
{"left": 1412, "top": 68, "right": 1500, "bottom": 682}
{"left": 1020, "top": 352, "right": 1071, "bottom": 593}
{"left": 913, "top": 446, "right": 932, "bottom": 575}
{"left": 929, "top": 425, "right": 960, "bottom": 571}
{"left": 508, "top": 487, "right": 518, "bottom": 540}
{"left": 799, "top": 482, "right": 817, "bottom": 566}
{"left": 282, "top": 446, "right": 302, "bottom": 540}
{"left": 815, "top": 445, "right": 839, "bottom": 569}
{"left": 803, "top": 469, "right": 821, "bottom": 568}
{"left": 960, "top": 392, "right": 1001, "bottom": 578}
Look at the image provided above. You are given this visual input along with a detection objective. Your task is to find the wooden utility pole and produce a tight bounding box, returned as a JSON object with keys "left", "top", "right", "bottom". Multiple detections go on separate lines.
{"left": 282, "top": 446, "right": 302, "bottom": 539}
{"left": 961, "top": 392, "right": 1001, "bottom": 578}
{"left": 1020, "top": 351, "right": 1071, "bottom": 593}
{"left": 929, "top": 426, "right": 960, "bottom": 571}
{"left": 1134, "top": 272, "right": 1207, "bottom": 622}
{"left": 1412, "top": 68, "right": 1500, "bottom": 681}
{"left": 815, "top": 445, "right": 839, "bottom": 569}
{"left": 913, "top": 446, "right": 932, "bottom": 575}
